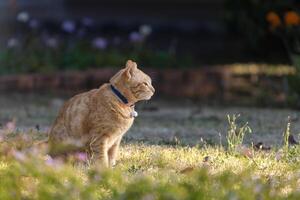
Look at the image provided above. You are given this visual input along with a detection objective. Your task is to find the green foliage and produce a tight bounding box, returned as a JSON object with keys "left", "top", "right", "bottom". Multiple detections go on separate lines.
{"left": 225, "top": 0, "right": 300, "bottom": 98}
{"left": 226, "top": 114, "right": 252, "bottom": 152}
{"left": 287, "top": 54, "right": 300, "bottom": 98}
{"left": 0, "top": 38, "right": 195, "bottom": 75}
{"left": 0, "top": 146, "right": 299, "bottom": 200}
{"left": 283, "top": 118, "right": 291, "bottom": 152}
{"left": 224, "top": 0, "right": 297, "bottom": 52}
{"left": 281, "top": 119, "right": 300, "bottom": 163}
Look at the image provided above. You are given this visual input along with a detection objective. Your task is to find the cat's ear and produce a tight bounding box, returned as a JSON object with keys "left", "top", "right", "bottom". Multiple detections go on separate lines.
{"left": 124, "top": 60, "right": 137, "bottom": 79}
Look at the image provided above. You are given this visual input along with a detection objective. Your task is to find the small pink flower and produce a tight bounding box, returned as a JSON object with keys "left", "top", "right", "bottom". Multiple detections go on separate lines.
{"left": 5, "top": 120, "right": 16, "bottom": 132}
{"left": 45, "top": 155, "right": 62, "bottom": 168}
{"left": 45, "top": 156, "right": 55, "bottom": 165}
{"left": 13, "top": 151, "right": 26, "bottom": 161}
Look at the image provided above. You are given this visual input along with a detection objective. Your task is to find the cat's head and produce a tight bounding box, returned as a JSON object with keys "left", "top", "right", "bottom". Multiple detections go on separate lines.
{"left": 110, "top": 60, "right": 155, "bottom": 104}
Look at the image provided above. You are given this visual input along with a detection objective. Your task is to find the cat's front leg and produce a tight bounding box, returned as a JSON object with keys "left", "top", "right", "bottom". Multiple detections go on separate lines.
{"left": 89, "top": 135, "right": 109, "bottom": 168}
{"left": 108, "top": 137, "right": 122, "bottom": 167}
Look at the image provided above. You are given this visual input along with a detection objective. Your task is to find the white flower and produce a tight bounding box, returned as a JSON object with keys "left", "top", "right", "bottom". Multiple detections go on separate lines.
{"left": 45, "top": 37, "right": 58, "bottom": 48}
{"left": 92, "top": 37, "right": 108, "bottom": 49}
{"left": 139, "top": 24, "right": 152, "bottom": 36}
{"left": 7, "top": 38, "right": 19, "bottom": 48}
{"left": 17, "top": 11, "right": 30, "bottom": 23}
{"left": 61, "top": 20, "right": 76, "bottom": 33}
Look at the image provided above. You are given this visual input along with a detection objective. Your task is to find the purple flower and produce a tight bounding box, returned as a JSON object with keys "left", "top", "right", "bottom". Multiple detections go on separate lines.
{"left": 61, "top": 20, "right": 76, "bottom": 33}
{"left": 29, "top": 19, "right": 39, "bottom": 29}
{"left": 81, "top": 17, "right": 94, "bottom": 27}
{"left": 17, "top": 11, "right": 30, "bottom": 23}
{"left": 74, "top": 152, "right": 88, "bottom": 162}
{"left": 7, "top": 38, "right": 19, "bottom": 48}
{"left": 45, "top": 155, "right": 62, "bottom": 168}
{"left": 129, "top": 32, "right": 143, "bottom": 43}
{"left": 13, "top": 151, "right": 26, "bottom": 161}
{"left": 45, "top": 156, "right": 55, "bottom": 165}
{"left": 92, "top": 37, "right": 108, "bottom": 49}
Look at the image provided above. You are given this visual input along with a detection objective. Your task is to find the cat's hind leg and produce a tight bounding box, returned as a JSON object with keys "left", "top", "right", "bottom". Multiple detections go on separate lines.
{"left": 48, "top": 123, "right": 71, "bottom": 156}
{"left": 48, "top": 122, "right": 69, "bottom": 144}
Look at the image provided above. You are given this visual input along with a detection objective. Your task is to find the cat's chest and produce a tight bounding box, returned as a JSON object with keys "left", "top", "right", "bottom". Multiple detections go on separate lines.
{"left": 102, "top": 115, "right": 134, "bottom": 137}
{"left": 90, "top": 105, "right": 135, "bottom": 133}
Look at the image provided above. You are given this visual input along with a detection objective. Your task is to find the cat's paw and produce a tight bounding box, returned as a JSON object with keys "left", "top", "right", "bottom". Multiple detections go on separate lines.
{"left": 109, "top": 160, "right": 116, "bottom": 167}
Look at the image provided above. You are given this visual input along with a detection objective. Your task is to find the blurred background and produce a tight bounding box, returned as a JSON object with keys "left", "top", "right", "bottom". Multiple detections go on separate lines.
{"left": 0, "top": 0, "right": 300, "bottom": 145}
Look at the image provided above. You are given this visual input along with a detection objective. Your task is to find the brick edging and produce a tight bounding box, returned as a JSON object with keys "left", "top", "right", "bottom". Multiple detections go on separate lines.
{"left": 0, "top": 66, "right": 294, "bottom": 104}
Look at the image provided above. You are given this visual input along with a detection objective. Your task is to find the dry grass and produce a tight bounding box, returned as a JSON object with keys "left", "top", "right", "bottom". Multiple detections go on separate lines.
{"left": 1, "top": 94, "right": 300, "bottom": 199}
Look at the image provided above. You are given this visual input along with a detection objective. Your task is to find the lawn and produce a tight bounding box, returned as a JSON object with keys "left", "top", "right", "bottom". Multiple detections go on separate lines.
{"left": 0, "top": 94, "right": 300, "bottom": 199}
{"left": 1, "top": 140, "right": 300, "bottom": 199}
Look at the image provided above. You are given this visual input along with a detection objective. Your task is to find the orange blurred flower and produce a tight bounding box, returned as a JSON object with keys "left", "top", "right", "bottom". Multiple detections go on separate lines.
{"left": 266, "top": 11, "right": 281, "bottom": 29}
{"left": 284, "top": 11, "right": 300, "bottom": 26}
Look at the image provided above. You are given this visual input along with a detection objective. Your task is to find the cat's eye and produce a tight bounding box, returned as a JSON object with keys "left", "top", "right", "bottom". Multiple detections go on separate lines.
{"left": 143, "top": 82, "right": 148, "bottom": 86}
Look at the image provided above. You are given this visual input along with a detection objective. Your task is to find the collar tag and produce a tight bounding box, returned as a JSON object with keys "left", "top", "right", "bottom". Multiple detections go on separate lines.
{"left": 130, "top": 110, "right": 138, "bottom": 118}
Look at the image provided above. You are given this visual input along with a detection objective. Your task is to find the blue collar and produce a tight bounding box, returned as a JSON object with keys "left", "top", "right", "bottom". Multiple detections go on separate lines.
{"left": 110, "top": 84, "right": 129, "bottom": 104}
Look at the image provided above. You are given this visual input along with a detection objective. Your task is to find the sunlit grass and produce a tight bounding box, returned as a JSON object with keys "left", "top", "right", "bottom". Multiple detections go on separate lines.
{"left": 1, "top": 115, "right": 300, "bottom": 199}
{"left": 1, "top": 139, "right": 300, "bottom": 199}
{"left": 224, "top": 63, "right": 295, "bottom": 76}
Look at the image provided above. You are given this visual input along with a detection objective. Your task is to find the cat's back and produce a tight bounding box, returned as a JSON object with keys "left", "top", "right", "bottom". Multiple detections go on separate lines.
{"left": 51, "top": 88, "right": 98, "bottom": 136}
{"left": 64, "top": 88, "right": 97, "bottom": 117}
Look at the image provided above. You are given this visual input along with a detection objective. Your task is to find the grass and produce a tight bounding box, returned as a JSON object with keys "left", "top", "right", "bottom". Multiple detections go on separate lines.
{"left": 0, "top": 95, "right": 300, "bottom": 199}
{"left": 1, "top": 116, "right": 300, "bottom": 200}
{"left": 226, "top": 114, "right": 252, "bottom": 152}
{"left": 1, "top": 142, "right": 300, "bottom": 200}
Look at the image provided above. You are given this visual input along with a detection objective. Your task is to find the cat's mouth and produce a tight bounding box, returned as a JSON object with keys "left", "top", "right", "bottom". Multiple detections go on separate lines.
{"left": 144, "top": 96, "right": 152, "bottom": 100}
{"left": 141, "top": 91, "right": 154, "bottom": 100}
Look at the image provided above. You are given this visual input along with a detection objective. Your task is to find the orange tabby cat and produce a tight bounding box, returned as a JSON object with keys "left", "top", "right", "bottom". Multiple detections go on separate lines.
{"left": 48, "top": 60, "right": 154, "bottom": 167}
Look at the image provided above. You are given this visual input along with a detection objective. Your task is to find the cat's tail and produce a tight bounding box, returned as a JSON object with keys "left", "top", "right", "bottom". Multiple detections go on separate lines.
{"left": 31, "top": 137, "right": 49, "bottom": 155}
{"left": 33, "top": 137, "right": 85, "bottom": 158}
{"left": 33, "top": 138, "right": 49, "bottom": 147}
